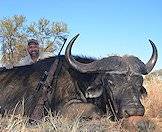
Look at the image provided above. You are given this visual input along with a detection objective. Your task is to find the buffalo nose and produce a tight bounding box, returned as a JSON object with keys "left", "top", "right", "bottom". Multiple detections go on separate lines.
{"left": 122, "top": 106, "right": 145, "bottom": 117}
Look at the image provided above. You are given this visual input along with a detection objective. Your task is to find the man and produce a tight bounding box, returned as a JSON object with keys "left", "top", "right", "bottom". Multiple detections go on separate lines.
{"left": 18, "top": 39, "right": 53, "bottom": 66}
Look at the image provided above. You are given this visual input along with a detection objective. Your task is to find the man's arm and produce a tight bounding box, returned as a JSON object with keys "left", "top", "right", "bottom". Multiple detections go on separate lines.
{"left": 16, "top": 55, "right": 33, "bottom": 67}
{"left": 39, "top": 52, "right": 54, "bottom": 60}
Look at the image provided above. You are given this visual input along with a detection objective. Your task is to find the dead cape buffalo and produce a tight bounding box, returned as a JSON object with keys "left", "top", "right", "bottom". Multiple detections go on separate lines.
{"left": 0, "top": 34, "right": 158, "bottom": 121}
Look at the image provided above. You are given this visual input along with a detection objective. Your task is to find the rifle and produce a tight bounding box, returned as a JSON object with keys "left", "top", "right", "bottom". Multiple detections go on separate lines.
{"left": 25, "top": 37, "right": 67, "bottom": 118}
{"left": 35, "top": 37, "right": 67, "bottom": 92}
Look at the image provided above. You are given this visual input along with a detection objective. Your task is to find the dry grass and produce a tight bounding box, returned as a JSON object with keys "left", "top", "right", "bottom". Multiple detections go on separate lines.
{"left": 143, "top": 75, "right": 162, "bottom": 118}
{"left": 0, "top": 113, "right": 125, "bottom": 132}
{"left": 0, "top": 74, "right": 162, "bottom": 132}
{"left": 142, "top": 74, "right": 162, "bottom": 131}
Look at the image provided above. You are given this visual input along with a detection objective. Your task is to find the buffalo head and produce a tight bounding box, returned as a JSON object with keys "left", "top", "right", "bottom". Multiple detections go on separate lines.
{"left": 65, "top": 34, "right": 158, "bottom": 119}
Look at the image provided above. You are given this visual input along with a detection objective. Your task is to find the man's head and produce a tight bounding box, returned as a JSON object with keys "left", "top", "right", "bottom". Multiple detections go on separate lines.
{"left": 27, "top": 39, "right": 39, "bottom": 60}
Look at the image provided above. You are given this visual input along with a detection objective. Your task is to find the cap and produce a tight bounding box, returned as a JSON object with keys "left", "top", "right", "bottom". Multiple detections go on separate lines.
{"left": 28, "top": 39, "right": 39, "bottom": 45}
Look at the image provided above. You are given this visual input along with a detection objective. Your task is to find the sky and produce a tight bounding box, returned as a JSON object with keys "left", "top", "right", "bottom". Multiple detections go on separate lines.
{"left": 0, "top": 0, "right": 162, "bottom": 70}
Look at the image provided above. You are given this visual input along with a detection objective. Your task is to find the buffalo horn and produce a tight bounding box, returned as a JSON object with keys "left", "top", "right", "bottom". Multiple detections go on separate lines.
{"left": 65, "top": 34, "right": 97, "bottom": 73}
{"left": 144, "top": 40, "right": 158, "bottom": 74}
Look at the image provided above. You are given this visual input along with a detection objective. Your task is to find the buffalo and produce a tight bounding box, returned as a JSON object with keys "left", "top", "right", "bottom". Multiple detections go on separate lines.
{"left": 65, "top": 34, "right": 158, "bottom": 119}
{"left": 0, "top": 34, "right": 158, "bottom": 121}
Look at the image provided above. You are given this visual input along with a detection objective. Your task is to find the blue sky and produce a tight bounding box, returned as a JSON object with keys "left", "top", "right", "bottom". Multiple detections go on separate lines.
{"left": 0, "top": 0, "right": 162, "bottom": 70}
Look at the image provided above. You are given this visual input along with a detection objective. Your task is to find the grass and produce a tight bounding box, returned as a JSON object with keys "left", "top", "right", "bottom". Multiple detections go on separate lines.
{"left": 142, "top": 74, "right": 162, "bottom": 131}
{"left": 0, "top": 74, "right": 162, "bottom": 132}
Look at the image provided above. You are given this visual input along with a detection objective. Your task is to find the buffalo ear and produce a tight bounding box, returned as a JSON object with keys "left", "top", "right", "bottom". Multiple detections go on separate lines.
{"left": 85, "top": 86, "right": 103, "bottom": 98}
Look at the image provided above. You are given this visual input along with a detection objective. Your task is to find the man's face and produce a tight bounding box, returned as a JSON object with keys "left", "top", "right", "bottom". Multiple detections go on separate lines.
{"left": 27, "top": 43, "right": 39, "bottom": 58}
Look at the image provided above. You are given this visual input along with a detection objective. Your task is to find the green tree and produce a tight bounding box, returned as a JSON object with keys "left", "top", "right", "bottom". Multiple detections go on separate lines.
{"left": 27, "top": 18, "right": 68, "bottom": 53}
{"left": 0, "top": 15, "right": 27, "bottom": 65}
{"left": 0, "top": 15, "right": 68, "bottom": 67}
